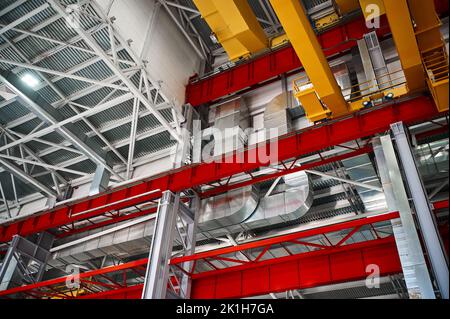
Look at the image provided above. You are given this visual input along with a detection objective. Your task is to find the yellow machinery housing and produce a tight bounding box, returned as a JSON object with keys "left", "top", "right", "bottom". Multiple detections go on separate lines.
{"left": 193, "top": 0, "right": 269, "bottom": 62}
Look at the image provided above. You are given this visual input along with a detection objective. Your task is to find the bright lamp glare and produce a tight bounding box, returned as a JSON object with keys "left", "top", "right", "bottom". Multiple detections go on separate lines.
{"left": 21, "top": 73, "right": 39, "bottom": 88}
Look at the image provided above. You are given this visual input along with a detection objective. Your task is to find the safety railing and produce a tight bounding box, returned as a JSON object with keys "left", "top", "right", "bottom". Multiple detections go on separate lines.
{"left": 293, "top": 69, "right": 407, "bottom": 106}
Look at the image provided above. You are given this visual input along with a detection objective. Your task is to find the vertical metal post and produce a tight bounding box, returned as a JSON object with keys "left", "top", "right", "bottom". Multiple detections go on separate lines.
{"left": 179, "top": 195, "right": 200, "bottom": 298}
{"left": 0, "top": 237, "right": 19, "bottom": 291}
{"left": 142, "top": 105, "right": 199, "bottom": 299}
{"left": 373, "top": 137, "right": 436, "bottom": 299}
{"left": 391, "top": 122, "right": 449, "bottom": 299}
{"left": 142, "top": 191, "right": 180, "bottom": 299}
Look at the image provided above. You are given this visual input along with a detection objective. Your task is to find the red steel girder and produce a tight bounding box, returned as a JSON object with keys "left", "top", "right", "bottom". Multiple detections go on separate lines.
{"left": 0, "top": 258, "right": 148, "bottom": 299}
{"left": 200, "top": 146, "right": 372, "bottom": 198}
{"left": 53, "top": 205, "right": 159, "bottom": 239}
{"left": 189, "top": 237, "right": 400, "bottom": 299}
{"left": 79, "top": 238, "right": 401, "bottom": 299}
{"left": 0, "top": 96, "right": 443, "bottom": 243}
{"left": 169, "top": 211, "right": 400, "bottom": 265}
{"left": 0, "top": 212, "right": 401, "bottom": 299}
{"left": 415, "top": 125, "right": 449, "bottom": 141}
{"left": 185, "top": 16, "right": 391, "bottom": 107}
{"left": 433, "top": 200, "right": 449, "bottom": 211}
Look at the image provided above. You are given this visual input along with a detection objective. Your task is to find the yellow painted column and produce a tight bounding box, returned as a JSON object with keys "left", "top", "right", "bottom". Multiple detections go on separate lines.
{"left": 270, "top": 0, "right": 349, "bottom": 118}
{"left": 383, "top": 0, "right": 425, "bottom": 92}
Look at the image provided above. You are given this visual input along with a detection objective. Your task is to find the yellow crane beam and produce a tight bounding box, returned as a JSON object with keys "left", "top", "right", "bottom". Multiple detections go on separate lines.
{"left": 382, "top": 0, "right": 425, "bottom": 92}
{"left": 270, "top": 0, "right": 349, "bottom": 121}
{"left": 193, "top": 0, "right": 268, "bottom": 62}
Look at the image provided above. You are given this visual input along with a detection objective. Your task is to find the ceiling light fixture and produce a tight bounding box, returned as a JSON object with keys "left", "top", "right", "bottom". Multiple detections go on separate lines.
{"left": 21, "top": 73, "right": 39, "bottom": 88}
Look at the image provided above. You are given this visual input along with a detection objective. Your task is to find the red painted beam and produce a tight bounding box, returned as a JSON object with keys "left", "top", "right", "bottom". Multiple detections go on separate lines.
{"left": 433, "top": 200, "right": 449, "bottom": 211}
{"left": 0, "top": 258, "right": 148, "bottom": 298}
{"left": 200, "top": 146, "right": 372, "bottom": 198}
{"left": 54, "top": 206, "right": 159, "bottom": 239}
{"left": 190, "top": 237, "right": 401, "bottom": 299}
{"left": 80, "top": 238, "right": 402, "bottom": 299}
{"left": 185, "top": 16, "right": 391, "bottom": 107}
{"left": 0, "top": 212, "right": 401, "bottom": 299}
{"left": 170, "top": 211, "right": 400, "bottom": 265}
{"left": 0, "top": 96, "right": 442, "bottom": 243}
{"left": 415, "top": 125, "right": 449, "bottom": 141}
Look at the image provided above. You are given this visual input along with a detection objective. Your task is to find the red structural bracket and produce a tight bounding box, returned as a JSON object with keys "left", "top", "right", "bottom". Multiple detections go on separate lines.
{"left": 0, "top": 212, "right": 401, "bottom": 299}
{"left": 0, "top": 96, "right": 443, "bottom": 243}
{"left": 185, "top": 16, "right": 391, "bottom": 107}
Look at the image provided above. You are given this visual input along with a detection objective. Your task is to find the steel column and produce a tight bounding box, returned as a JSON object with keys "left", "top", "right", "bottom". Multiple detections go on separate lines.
{"left": 390, "top": 122, "right": 449, "bottom": 299}
{"left": 373, "top": 136, "right": 435, "bottom": 298}
{"left": 142, "top": 191, "right": 180, "bottom": 299}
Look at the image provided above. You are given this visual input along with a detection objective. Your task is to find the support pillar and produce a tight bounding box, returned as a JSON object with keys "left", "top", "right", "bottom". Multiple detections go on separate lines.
{"left": 179, "top": 195, "right": 200, "bottom": 299}
{"left": 391, "top": 122, "right": 449, "bottom": 299}
{"left": 142, "top": 104, "right": 199, "bottom": 299}
{"left": 141, "top": 191, "right": 180, "bottom": 299}
{"left": 373, "top": 136, "right": 435, "bottom": 299}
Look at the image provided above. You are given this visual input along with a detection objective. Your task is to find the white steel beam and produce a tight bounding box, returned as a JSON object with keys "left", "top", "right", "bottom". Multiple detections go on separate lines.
{"left": 0, "top": 58, "right": 128, "bottom": 91}
{"left": 48, "top": 0, "right": 182, "bottom": 144}
{"left": 0, "top": 157, "right": 56, "bottom": 198}
{"left": 0, "top": 154, "right": 89, "bottom": 177}
{"left": 0, "top": 3, "right": 50, "bottom": 36}
{"left": 305, "top": 170, "right": 383, "bottom": 192}
{"left": 0, "top": 71, "right": 122, "bottom": 181}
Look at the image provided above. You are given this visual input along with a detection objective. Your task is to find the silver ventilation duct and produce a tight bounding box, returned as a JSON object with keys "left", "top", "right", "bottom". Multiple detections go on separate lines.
{"left": 197, "top": 171, "right": 313, "bottom": 238}
{"left": 197, "top": 186, "right": 259, "bottom": 236}
{"left": 209, "top": 97, "right": 250, "bottom": 157}
{"left": 245, "top": 171, "right": 313, "bottom": 229}
{"left": 263, "top": 93, "right": 292, "bottom": 137}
